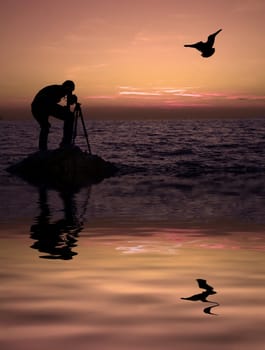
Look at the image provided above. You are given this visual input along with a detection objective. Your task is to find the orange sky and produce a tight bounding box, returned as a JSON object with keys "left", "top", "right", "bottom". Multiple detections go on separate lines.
{"left": 0, "top": 0, "right": 265, "bottom": 115}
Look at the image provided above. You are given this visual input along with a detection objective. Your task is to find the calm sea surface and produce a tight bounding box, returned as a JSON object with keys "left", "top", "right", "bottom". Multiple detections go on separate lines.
{"left": 0, "top": 118, "right": 265, "bottom": 349}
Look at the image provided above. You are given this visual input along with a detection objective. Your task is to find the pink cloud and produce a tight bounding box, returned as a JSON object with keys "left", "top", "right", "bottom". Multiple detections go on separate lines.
{"left": 83, "top": 86, "right": 265, "bottom": 108}
{"left": 227, "top": 94, "right": 265, "bottom": 101}
{"left": 84, "top": 95, "right": 116, "bottom": 100}
{"left": 119, "top": 86, "right": 205, "bottom": 99}
{"left": 119, "top": 91, "right": 161, "bottom": 96}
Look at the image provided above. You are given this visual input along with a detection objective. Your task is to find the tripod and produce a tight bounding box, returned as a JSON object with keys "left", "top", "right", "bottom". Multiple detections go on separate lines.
{"left": 72, "top": 103, "right": 92, "bottom": 154}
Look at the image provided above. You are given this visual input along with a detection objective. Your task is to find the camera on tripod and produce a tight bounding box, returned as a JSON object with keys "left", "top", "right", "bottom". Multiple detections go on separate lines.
{"left": 67, "top": 94, "right": 78, "bottom": 106}
{"left": 68, "top": 95, "right": 92, "bottom": 154}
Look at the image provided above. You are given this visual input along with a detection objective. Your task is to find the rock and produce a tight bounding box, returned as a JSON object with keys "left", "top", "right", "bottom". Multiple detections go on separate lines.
{"left": 6, "top": 146, "right": 118, "bottom": 190}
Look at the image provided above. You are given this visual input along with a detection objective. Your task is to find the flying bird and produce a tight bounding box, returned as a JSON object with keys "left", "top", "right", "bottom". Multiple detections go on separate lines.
{"left": 184, "top": 29, "right": 222, "bottom": 58}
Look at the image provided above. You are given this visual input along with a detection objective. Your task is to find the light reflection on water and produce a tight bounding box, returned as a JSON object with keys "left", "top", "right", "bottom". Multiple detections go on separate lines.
{"left": 0, "top": 225, "right": 265, "bottom": 350}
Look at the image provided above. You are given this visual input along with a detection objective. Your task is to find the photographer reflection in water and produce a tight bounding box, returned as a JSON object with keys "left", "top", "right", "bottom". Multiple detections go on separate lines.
{"left": 30, "top": 186, "right": 88, "bottom": 260}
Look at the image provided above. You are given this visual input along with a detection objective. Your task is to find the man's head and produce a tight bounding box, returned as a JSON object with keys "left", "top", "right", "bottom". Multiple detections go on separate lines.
{"left": 62, "top": 80, "right": 75, "bottom": 93}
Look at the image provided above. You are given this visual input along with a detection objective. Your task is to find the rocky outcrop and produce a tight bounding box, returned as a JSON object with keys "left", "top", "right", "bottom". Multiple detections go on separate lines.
{"left": 6, "top": 147, "right": 118, "bottom": 190}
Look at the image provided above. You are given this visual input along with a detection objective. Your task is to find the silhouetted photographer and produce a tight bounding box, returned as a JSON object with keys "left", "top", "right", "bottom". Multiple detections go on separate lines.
{"left": 31, "top": 80, "right": 76, "bottom": 151}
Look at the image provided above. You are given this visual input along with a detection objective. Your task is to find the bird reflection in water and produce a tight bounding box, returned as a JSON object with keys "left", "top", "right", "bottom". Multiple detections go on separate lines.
{"left": 30, "top": 186, "right": 90, "bottom": 260}
{"left": 181, "top": 279, "right": 220, "bottom": 315}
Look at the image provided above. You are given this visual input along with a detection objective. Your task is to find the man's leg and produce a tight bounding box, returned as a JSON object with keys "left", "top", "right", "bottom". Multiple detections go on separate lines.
{"left": 39, "top": 123, "right": 50, "bottom": 151}
{"left": 61, "top": 112, "right": 74, "bottom": 147}
{"left": 32, "top": 107, "right": 50, "bottom": 151}
{"left": 51, "top": 105, "right": 74, "bottom": 147}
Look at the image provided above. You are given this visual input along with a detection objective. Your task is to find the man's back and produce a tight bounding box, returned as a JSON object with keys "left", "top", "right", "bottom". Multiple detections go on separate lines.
{"left": 32, "top": 85, "right": 67, "bottom": 106}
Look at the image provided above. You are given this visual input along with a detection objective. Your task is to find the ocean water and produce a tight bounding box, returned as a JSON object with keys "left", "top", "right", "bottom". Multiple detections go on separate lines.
{"left": 0, "top": 117, "right": 265, "bottom": 349}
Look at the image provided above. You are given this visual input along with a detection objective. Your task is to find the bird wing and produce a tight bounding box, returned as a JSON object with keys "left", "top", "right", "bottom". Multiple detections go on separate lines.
{"left": 207, "top": 29, "right": 222, "bottom": 47}
{"left": 185, "top": 41, "right": 205, "bottom": 52}
{"left": 196, "top": 279, "right": 214, "bottom": 291}
{"left": 181, "top": 293, "right": 204, "bottom": 301}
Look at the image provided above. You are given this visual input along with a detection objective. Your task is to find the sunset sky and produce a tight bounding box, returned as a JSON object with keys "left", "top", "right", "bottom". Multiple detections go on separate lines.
{"left": 0, "top": 0, "right": 264, "bottom": 117}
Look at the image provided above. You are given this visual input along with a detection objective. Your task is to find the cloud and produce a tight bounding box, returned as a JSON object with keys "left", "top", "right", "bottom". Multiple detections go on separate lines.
{"left": 117, "top": 86, "right": 265, "bottom": 107}
{"left": 82, "top": 85, "right": 265, "bottom": 108}
{"left": 84, "top": 95, "right": 116, "bottom": 100}
{"left": 118, "top": 86, "right": 205, "bottom": 99}
{"left": 227, "top": 94, "right": 265, "bottom": 101}
{"left": 119, "top": 91, "right": 161, "bottom": 96}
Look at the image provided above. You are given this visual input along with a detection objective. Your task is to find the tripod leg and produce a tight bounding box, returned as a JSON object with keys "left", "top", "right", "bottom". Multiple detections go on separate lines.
{"left": 72, "top": 113, "right": 78, "bottom": 145}
{"left": 79, "top": 110, "right": 92, "bottom": 154}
